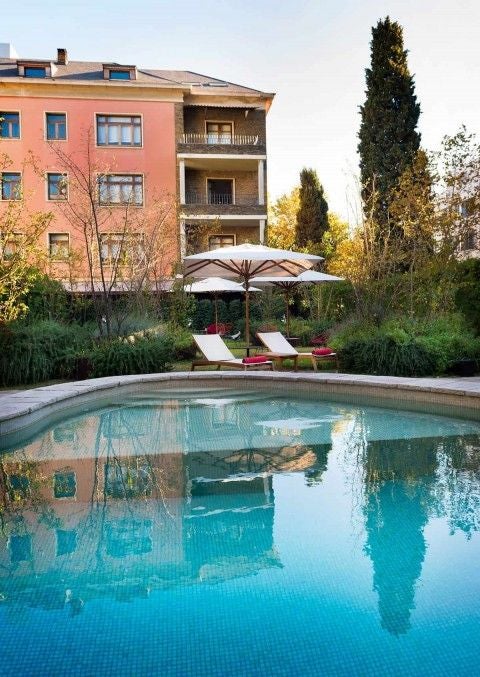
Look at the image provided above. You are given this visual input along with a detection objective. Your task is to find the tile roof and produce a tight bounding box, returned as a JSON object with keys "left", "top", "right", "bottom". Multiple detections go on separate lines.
{"left": 0, "top": 58, "right": 271, "bottom": 97}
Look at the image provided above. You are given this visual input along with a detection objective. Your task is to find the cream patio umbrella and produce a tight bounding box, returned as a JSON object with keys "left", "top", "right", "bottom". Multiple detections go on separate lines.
{"left": 184, "top": 277, "right": 261, "bottom": 330}
{"left": 250, "top": 270, "right": 344, "bottom": 338}
{"left": 184, "top": 244, "right": 323, "bottom": 354}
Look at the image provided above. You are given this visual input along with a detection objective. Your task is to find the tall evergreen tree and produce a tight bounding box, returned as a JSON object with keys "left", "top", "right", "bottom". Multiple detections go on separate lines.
{"left": 295, "top": 168, "right": 329, "bottom": 249}
{"left": 358, "top": 17, "right": 421, "bottom": 229}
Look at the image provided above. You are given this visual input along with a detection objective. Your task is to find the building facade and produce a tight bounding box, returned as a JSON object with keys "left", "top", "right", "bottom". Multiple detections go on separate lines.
{"left": 0, "top": 45, "right": 274, "bottom": 283}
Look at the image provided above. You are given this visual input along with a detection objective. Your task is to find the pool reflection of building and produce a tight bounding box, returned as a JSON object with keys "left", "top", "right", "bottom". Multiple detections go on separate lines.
{"left": 0, "top": 397, "right": 334, "bottom": 612}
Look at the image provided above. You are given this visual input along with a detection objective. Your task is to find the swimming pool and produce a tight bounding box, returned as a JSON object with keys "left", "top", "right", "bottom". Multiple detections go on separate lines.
{"left": 0, "top": 387, "right": 479, "bottom": 676}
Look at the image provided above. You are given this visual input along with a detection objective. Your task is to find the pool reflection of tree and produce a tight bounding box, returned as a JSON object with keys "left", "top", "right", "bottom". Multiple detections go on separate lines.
{"left": 361, "top": 432, "right": 480, "bottom": 636}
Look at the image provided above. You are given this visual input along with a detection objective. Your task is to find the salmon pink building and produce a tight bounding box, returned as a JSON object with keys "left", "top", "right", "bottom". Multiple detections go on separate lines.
{"left": 0, "top": 44, "right": 274, "bottom": 285}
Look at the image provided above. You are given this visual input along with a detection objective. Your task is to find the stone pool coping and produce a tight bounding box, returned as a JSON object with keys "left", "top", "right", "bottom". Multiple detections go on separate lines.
{"left": 1, "top": 371, "right": 480, "bottom": 443}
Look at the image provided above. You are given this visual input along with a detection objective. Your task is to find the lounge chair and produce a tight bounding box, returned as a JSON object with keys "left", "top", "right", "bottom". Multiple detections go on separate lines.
{"left": 191, "top": 334, "right": 274, "bottom": 371}
{"left": 256, "top": 332, "right": 338, "bottom": 372}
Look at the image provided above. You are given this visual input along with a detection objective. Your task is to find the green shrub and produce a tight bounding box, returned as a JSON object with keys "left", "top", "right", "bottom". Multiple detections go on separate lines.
{"left": 287, "top": 317, "right": 316, "bottom": 344}
{"left": 89, "top": 334, "right": 174, "bottom": 377}
{"left": 0, "top": 321, "right": 91, "bottom": 386}
{"left": 453, "top": 259, "right": 480, "bottom": 334}
{"left": 228, "top": 299, "right": 243, "bottom": 325}
{"left": 192, "top": 299, "right": 213, "bottom": 330}
{"left": 216, "top": 299, "right": 229, "bottom": 323}
{"left": 339, "top": 335, "right": 437, "bottom": 377}
{"left": 22, "top": 273, "right": 68, "bottom": 323}
{"left": 164, "top": 326, "right": 197, "bottom": 360}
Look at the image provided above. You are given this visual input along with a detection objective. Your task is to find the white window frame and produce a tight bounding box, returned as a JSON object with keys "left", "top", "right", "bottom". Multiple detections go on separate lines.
{"left": 97, "top": 173, "right": 144, "bottom": 207}
{"left": 0, "top": 110, "right": 21, "bottom": 140}
{"left": 95, "top": 113, "right": 143, "bottom": 148}
{"left": 45, "top": 111, "right": 68, "bottom": 142}
{"left": 46, "top": 172, "right": 69, "bottom": 201}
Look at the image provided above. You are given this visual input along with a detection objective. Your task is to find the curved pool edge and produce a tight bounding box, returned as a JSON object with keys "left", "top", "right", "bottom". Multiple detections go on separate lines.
{"left": 1, "top": 371, "right": 480, "bottom": 446}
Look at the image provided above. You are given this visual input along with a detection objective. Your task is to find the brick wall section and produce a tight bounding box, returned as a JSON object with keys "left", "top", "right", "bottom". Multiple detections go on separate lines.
{"left": 182, "top": 204, "right": 266, "bottom": 216}
{"left": 174, "top": 103, "right": 184, "bottom": 137}
{"left": 185, "top": 168, "right": 259, "bottom": 205}
{"left": 183, "top": 106, "right": 266, "bottom": 141}
{"left": 185, "top": 223, "right": 260, "bottom": 252}
{"left": 178, "top": 142, "right": 265, "bottom": 155}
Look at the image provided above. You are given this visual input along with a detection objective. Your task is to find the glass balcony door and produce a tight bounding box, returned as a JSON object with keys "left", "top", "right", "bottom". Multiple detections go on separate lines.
{"left": 207, "top": 179, "right": 233, "bottom": 205}
{"left": 206, "top": 122, "right": 233, "bottom": 145}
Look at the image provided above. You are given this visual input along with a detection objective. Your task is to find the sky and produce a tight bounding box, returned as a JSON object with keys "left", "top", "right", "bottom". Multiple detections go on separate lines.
{"left": 3, "top": 0, "right": 480, "bottom": 221}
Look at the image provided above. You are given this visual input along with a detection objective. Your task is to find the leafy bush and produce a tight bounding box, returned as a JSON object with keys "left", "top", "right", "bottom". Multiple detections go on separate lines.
{"left": 192, "top": 299, "right": 213, "bottom": 330}
{"left": 89, "top": 334, "right": 174, "bottom": 377}
{"left": 22, "top": 273, "right": 68, "bottom": 323}
{"left": 228, "top": 299, "right": 243, "bottom": 325}
{"left": 216, "top": 299, "right": 229, "bottom": 323}
{"left": 333, "top": 313, "right": 480, "bottom": 376}
{"left": 287, "top": 317, "right": 316, "bottom": 345}
{"left": 165, "top": 326, "right": 197, "bottom": 360}
{"left": 0, "top": 321, "right": 92, "bottom": 386}
{"left": 453, "top": 259, "right": 480, "bottom": 334}
{"left": 339, "top": 335, "right": 437, "bottom": 377}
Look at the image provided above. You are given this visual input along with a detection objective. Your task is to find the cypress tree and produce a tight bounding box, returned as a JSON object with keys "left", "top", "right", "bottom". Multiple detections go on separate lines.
{"left": 295, "top": 168, "right": 329, "bottom": 249}
{"left": 358, "top": 17, "right": 421, "bottom": 229}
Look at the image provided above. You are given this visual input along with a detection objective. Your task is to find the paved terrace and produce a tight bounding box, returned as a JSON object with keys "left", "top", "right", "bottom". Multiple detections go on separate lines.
{"left": 1, "top": 372, "right": 480, "bottom": 445}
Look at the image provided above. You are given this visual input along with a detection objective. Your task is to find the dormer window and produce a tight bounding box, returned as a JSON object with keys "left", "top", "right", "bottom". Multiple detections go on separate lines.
{"left": 17, "top": 60, "right": 52, "bottom": 78}
{"left": 103, "top": 64, "right": 137, "bottom": 81}
{"left": 110, "top": 70, "right": 130, "bottom": 80}
{"left": 25, "top": 66, "right": 46, "bottom": 78}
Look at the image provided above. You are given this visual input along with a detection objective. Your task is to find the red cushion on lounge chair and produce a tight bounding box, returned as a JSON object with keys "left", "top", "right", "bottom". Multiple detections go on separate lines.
{"left": 242, "top": 355, "right": 268, "bottom": 364}
{"left": 312, "top": 347, "right": 334, "bottom": 356}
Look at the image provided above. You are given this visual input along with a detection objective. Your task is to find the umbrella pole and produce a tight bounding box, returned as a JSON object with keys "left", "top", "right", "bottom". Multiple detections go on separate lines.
{"left": 245, "top": 283, "right": 250, "bottom": 356}
{"left": 214, "top": 292, "right": 219, "bottom": 330}
{"left": 285, "top": 289, "right": 291, "bottom": 338}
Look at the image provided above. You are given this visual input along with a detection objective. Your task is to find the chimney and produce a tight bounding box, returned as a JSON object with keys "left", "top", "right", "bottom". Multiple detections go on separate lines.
{"left": 57, "top": 48, "right": 68, "bottom": 65}
{"left": 0, "top": 43, "right": 19, "bottom": 58}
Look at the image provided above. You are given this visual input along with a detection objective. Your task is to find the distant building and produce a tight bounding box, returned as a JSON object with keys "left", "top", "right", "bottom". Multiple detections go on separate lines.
{"left": 0, "top": 44, "right": 274, "bottom": 283}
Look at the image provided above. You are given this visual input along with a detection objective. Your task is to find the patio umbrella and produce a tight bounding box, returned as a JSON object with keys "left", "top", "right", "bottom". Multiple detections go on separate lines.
{"left": 250, "top": 270, "right": 344, "bottom": 337}
{"left": 184, "top": 277, "right": 261, "bottom": 329}
{"left": 184, "top": 244, "right": 323, "bottom": 354}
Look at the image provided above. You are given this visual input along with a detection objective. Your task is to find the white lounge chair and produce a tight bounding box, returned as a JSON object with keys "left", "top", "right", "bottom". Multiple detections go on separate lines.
{"left": 256, "top": 332, "right": 338, "bottom": 372}
{"left": 191, "top": 334, "right": 274, "bottom": 371}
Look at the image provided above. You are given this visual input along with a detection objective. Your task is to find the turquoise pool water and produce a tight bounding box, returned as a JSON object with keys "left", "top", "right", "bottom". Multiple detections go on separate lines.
{"left": 0, "top": 388, "right": 480, "bottom": 676}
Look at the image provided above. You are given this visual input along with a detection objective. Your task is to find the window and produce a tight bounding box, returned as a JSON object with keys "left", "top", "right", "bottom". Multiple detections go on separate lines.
{"left": 8, "top": 474, "right": 30, "bottom": 501}
{"left": 25, "top": 66, "right": 46, "bottom": 78}
{"left": 10, "top": 534, "right": 32, "bottom": 563}
{"left": 97, "top": 115, "right": 142, "bottom": 146}
{"left": 53, "top": 470, "right": 77, "bottom": 499}
{"left": 98, "top": 174, "right": 143, "bottom": 205}
{"left": 56, "top": 529, "right": 77, "bottom": 557}
{"left": 209, "top": 234, "right": 235, "bottom": 249}
{"left": 99, "top": 232, "right": 145, "bottom": 264}
{"left": 207, "top": 178, "right": 233, "bottom": 205}
{"left": 49, "top": 233, "right": 70, "bottom": 259}
{"left": 1, "top": 173, "right": 21, "bottom": 200}
{"left": 105, "top": 519, "right": 152, "bottom": 557}
{"left": 1, "top": 232, "right": 22, "bottom": 259}
{"left": 206, "top": 122, "right": 233, "bottom": 144}
{"left": 46, "top": 113, "right": 66, "bottom": 140}
{"left": 0, "top": 112, "right": 20, "bottom": 138}
{"left": 47, "top": 173, "right": 68, "bottom": 201}
{"left": 109, "top": 70, "right": 130, "bottom": 80}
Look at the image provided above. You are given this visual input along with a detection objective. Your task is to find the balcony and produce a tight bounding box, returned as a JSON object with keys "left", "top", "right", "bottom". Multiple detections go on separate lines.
{"left": 181, "top": 191, "right": 266, "bottom": 218}
{"left": 184, "top": 192, "right": 259, "bottom": 206}
{"left": 177, "top": 133, "right": 266, "bottom": 156}
{"left": 181, "top": 133, "right": 261, "bottom": 146}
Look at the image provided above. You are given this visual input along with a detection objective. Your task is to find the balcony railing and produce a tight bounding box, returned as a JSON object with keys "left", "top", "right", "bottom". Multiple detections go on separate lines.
{"left": 184, "top": 192, "right": 259, "bottom": 206}
{"left": 180, "top": 133, "right": 261, "bottom": 146}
